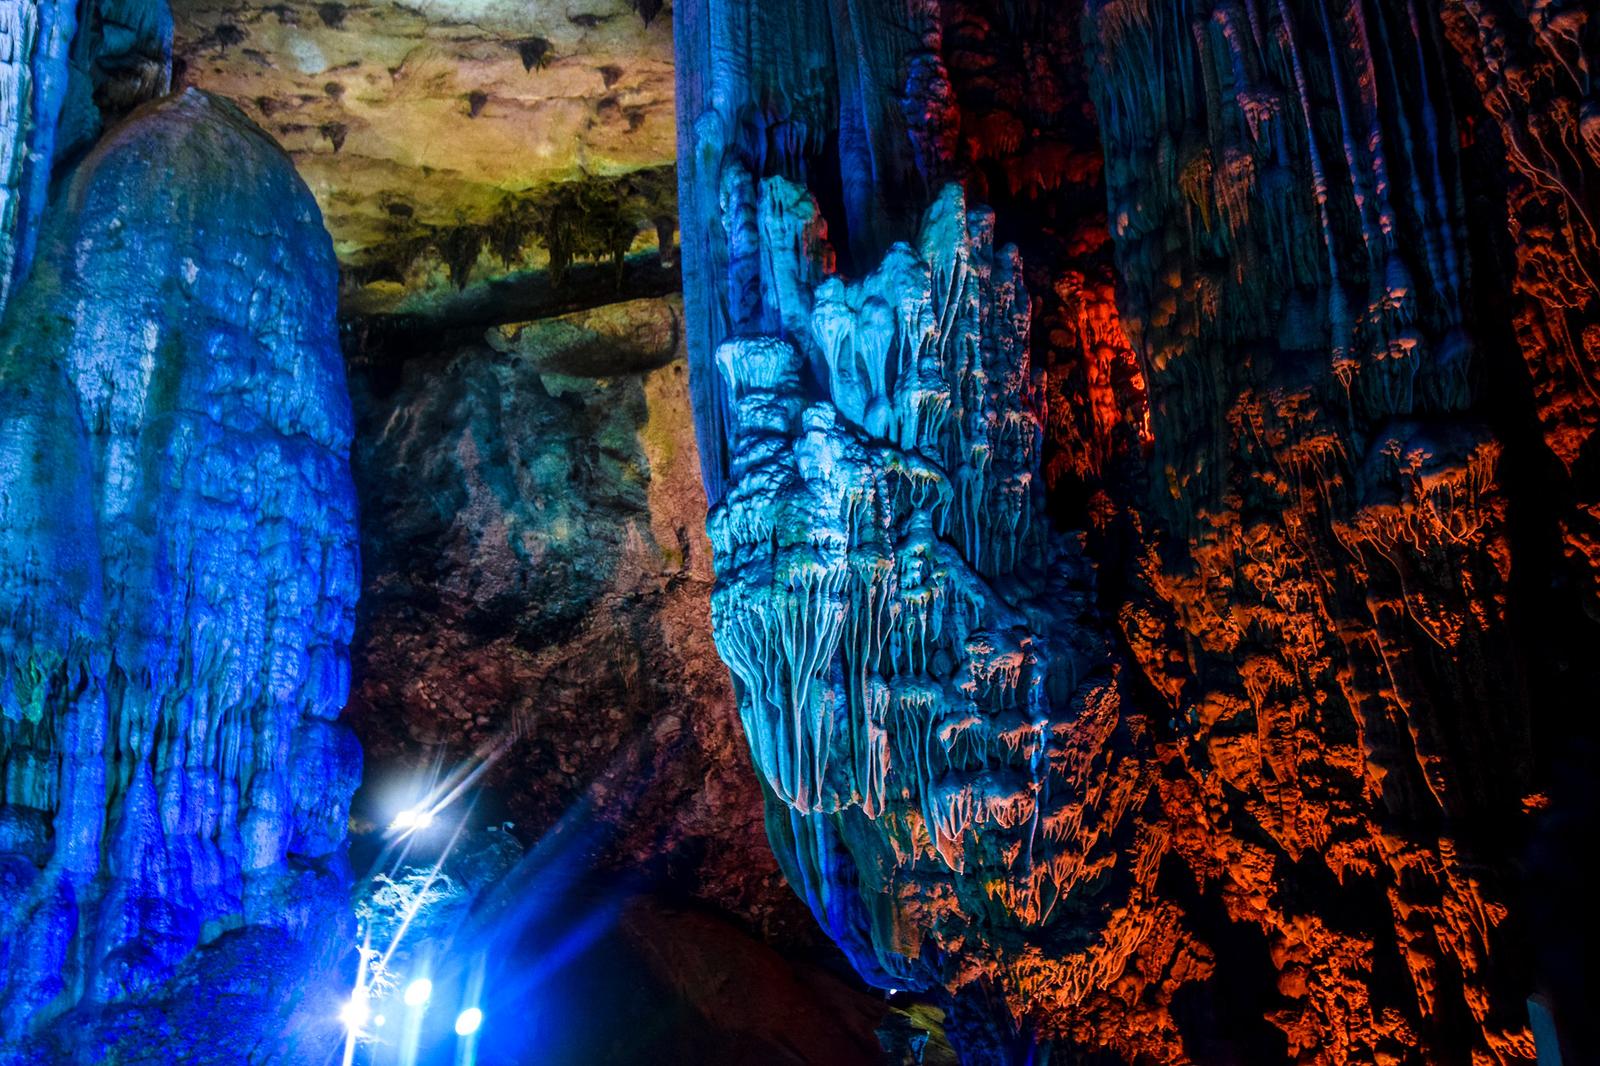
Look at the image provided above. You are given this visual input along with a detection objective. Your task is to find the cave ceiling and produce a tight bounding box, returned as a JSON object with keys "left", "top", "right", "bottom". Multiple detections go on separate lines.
{"left": 172, "top": 0, "right": 678, "bottom": 315}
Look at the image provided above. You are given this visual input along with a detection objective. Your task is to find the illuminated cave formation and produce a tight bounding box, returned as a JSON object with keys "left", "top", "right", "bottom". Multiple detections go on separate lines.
{"left": 0, "top": 86, "right": 359, "bottom": 1057}
{"left": 681, "top": 0, "right": 1595, "bottom": 1062}
{"left": 703, "top": 176, "right": 1178, "bottom": 1058}
{"left": 0, "top": 0, "right": 1594, "bottom": 1062}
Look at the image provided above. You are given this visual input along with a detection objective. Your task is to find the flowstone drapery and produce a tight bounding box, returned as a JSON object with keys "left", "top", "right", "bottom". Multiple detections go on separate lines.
{"left": 708, "top": 179, "right": 1178, "bottom": 1057}
{"left": 679, "top": 0, "right": 1591, "bottom": 1062}
{"left": 675, "top": 1, "right": 1189, "bottom": 1059}
{"left": 1081, "top": 1, "right": 1550, "bottom": 1059}
{"left": 711, "top": 185, "right": 1056, "bottom": 823}
{"left": 0, "top": 88, "right": 359, "bottom": 1060}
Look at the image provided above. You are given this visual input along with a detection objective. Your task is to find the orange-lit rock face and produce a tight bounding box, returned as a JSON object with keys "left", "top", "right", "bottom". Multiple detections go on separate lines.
{"left": 1437, "top": 1, "right": 1600, "bottom": 607}
{"left": 939, "top": 1, "right": 1151, "bottom": 491}
{"left": 681, "top": 0, "right": 1593, "bottom": 1062}
{"left": 1079, "top": 0, "right": 1586, "bottom": 1061}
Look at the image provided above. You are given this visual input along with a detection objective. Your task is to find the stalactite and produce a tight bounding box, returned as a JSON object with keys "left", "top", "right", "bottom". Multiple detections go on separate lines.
{"left": 679, "top": 0, "right": 1175, "bottom": 1058}
{"left": 680, "top": 0, "right": 1589, "bottom": 1060}
{"left": 1083, "top": 1, "right": 1542, "bottom": 1061}
{"left": 681, "top": 2, "right": 1188, "bottom": 1048}
{"left": 1437, "top": 0, "right": 1600, "bottom": 610}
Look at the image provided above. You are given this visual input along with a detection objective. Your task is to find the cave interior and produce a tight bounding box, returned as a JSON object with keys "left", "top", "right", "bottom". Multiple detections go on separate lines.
{"left": 0, "top": 0, "right": 1595, "bottom": 1063}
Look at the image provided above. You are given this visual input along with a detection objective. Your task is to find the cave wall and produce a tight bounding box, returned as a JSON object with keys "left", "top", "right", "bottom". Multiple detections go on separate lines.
{"left": 0, "top": 17, "right": 361, "bottom": 1060}
{"left": 1081, "top": 1, "right": 1552, "bottom": 1060}
{"left": 4, "top": 0, "right": 173, "bottom": 310}
{"left": 3, "top": 0, "right": 1593, "bottom": 1059}
{"left": 675, "top": 0, "right": 1596, "bottom": 1062}
{"left": 343, "top": 297, "right": 818, "bottom": 938}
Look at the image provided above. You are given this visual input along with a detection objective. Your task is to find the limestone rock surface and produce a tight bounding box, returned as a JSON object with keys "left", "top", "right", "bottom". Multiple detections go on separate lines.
{"left": 0, "top": 87, "right": 359, "bottom": 1062}
{"left": 172, "top": 0, "right": 678, "bottom": 314}
{"left": 675, "top": 0, "right": 1596, "bottom": 1061}
{"left": 345, "top": 295, "right": 817, "bottom": 940}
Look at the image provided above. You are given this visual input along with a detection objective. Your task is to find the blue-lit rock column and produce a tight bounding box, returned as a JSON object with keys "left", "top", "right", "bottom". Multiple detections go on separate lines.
{"left": 0, "top": 88, "right": 360, "bottom": 1060}
{"left": 0, "top": 0, "right": 77, "bottom": 311}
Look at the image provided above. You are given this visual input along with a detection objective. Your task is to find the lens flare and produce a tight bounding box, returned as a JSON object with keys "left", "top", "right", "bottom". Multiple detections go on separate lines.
{"left": 390, "top": 806, "right": 436, "bottom": 831}
{"left": 454, "top": 1007, "right": 483, "bottom": 1036}
{"left": 403, "top": 977, "right": 433, "bottom": 1007}
{"left": 339, "top": 990, "right": 371, "bottom": 1031}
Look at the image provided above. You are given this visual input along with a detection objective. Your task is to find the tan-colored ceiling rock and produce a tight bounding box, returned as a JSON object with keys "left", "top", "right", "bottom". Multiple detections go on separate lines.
{"left": 171, "top": 0, "right": 676, "bottom": 314}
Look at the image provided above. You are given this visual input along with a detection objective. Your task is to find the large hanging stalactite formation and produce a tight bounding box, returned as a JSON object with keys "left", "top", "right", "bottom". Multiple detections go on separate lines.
{"left": 705, "top": 174, "right": 1187, "bottom": 1061}
{"left": 1079, "top": 0, "right": 1587, "bottom": 1059}
{"left": 680, "top": 0, "right": 1597, "bottom": 1062}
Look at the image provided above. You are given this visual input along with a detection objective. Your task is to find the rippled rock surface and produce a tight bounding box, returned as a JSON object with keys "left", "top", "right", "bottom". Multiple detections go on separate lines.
{"left": 0, "top": 88, "right": 359, "bottom": 1061}
{"left": 705, "top": 180, "right": 1176, "bottom": 1061}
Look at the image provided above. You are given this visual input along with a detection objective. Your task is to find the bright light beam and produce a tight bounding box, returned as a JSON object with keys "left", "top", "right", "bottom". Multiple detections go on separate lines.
{"left": 376, "top": 809, "right": 473, "bottom": 976}
{"left": 339, "top": 938, "right": 374, "bottom": 1066}
{"left": 339, "top": 992, "right": 371, "bottom": 1031}
{"left": 382, "top": 738, "right": 507, "bottom": 842}
{"left": 453, "top": 954, "right": 487, "bottom": 1066}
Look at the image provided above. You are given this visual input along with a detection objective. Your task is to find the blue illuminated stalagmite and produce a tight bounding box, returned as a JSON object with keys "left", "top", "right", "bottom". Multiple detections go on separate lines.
{"left": 1, "top": 0, "right": 75, "bottom": 310}
{"left": 0, "top": 87, "right": 359, "bottom": 1059}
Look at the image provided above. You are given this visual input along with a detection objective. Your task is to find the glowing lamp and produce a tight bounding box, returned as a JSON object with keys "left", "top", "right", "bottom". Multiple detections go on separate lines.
{"left": 403, "top": 977, "right": 433, "bottom": 1007}
{"left": 390, "top": 806, "right": 435, "bottom": 831}
{"left": 339, "top": 990, "right": 371, "bottom": 1031}
{"left": 454, "top": 1007, "right": 483, "bottom": 1036}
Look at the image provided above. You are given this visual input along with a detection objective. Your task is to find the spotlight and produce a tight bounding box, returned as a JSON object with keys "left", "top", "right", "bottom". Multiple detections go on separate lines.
{"left": 403, "top": 977, "right": 433, "bottom": 1007}
{"left": 339, "top": 990, "right": 372, "bottom": 1031}
{"left": 454, "top": 1007, "right": 483, "bottom": 1036}
{"left": 390, "top": 806, "right": 435, "bottom": 831}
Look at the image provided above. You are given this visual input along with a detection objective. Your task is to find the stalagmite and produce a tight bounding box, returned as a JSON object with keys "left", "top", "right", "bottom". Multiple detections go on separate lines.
{"left": 0, "top": 88, "right": 359, "bottom": 1057}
